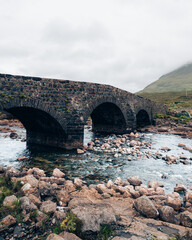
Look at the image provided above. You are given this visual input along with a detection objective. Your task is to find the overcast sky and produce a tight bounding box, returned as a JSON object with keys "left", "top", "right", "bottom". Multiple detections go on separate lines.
{"left": 0, "top": 0, "right": 192, "bottom": 93}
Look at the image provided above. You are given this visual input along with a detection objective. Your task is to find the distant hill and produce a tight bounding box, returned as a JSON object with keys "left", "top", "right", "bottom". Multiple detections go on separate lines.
{"left": 139, "top": 63, "right": 192, "bottom": 93}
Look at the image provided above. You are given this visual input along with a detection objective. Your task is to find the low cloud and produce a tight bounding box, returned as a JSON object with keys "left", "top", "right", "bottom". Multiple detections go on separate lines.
{"left": 0, "top": 0, "right": 192, "bottom": 93}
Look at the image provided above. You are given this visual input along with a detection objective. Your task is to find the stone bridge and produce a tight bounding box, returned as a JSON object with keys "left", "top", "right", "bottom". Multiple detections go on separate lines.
{"left": 0, "top": 74, "right": 167, "bottom": 149}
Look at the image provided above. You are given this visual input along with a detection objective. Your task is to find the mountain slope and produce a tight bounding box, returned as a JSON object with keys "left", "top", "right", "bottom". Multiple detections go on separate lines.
{"left": 140, "top": 63, "right": 192, "bottom": 93}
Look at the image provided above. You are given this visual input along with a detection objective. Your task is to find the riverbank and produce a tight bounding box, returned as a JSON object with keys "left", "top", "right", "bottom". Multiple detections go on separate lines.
{"left": 0, "top": 166, "right": 192, "bottom": 239}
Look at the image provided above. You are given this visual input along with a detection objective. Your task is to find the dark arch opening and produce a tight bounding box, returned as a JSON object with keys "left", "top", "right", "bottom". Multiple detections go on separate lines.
{"left": 4, "top": 107, "right": 67, "bottom": 148}
{"left": 90, "top": 102, "right": 126, "bottom": 134}
{"left": 136, "top": 109, "right": 151, "bottom": 128}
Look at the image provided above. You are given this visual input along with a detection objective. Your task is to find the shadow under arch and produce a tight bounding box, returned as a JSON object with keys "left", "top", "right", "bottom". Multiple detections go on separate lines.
{"left": 2, "top": 99, "right": 67, "bottom": 148}
{"left": 136, "top": 109, "right": 151, "bottom": 128}
{"left": 84, "top": 99, "right": 129, "bottom": 134}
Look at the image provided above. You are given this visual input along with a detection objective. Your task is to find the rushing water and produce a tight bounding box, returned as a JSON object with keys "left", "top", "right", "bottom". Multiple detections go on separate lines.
{"left": 0, "top": 125, "right": 192, "bottom": 193}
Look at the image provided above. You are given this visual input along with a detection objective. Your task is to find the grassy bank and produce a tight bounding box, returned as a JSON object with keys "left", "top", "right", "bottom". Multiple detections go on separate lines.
{"left": 137, "top": 90, "right": 192, "bottom": 112}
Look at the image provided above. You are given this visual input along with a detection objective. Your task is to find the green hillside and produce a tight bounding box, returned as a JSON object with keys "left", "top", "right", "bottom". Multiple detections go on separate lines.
{"left": 138, "top": 90, "right": 192, "bottom": 112}
{"left": 140, "top": 63, "right": 192, "bottom": 93}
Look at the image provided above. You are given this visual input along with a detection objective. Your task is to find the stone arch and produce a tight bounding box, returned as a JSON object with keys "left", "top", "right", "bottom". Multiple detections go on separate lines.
{"left": 136, "top": 109, "right": 151, "bottom": 128}
{"left": 83, "top": 97, "right": 133, "bottom": 134}
{"left": 1, "top": 98, "right": 68, "bottom": 148}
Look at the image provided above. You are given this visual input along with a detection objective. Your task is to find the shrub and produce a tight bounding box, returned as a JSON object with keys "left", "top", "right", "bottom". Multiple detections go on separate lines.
{"left": 98, "top": 224, "right": 114, "bottom": 240}
{"left": 60, "top": 212, "right": 82, "bottom": 234}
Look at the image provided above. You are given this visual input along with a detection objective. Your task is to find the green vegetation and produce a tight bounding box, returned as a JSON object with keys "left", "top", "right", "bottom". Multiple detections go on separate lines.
{"left": 0, "top": 176, "right": 23, "bottom": 221}
{"left": 137, "top": 90, "right": 192, "bottom": 112}
{"left": 98, "top": 224, "right": 114, "bottom": 240}
{"left": 66, "top": 109, "right": 70, "bottom": 113}
{"left": 0, "top": 92, "right": 6, "bottom": 97}
{"left": 18, "top": 93, "right": 26, "bottom": 98}
{"left": 139, "top": 63, "right": 192, "bottom": 93}
{"left": 60, "top": 212, "right": 82, "bottom": 233}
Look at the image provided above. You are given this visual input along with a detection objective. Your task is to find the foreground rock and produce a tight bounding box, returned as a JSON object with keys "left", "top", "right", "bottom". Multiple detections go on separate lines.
{"left": 0, "top": 165, "right": 192, "bottom": 239}
{"left": 134, "top": 196, "right": 159, "bottom": 218}
{"left": 159, "top": 206, "right": 176, "bottom": 223}
{"left": 0, "top": 215, "right": 16, "bottom": 231}
{"left": 72, "top": 203, "right": 116, "bottom": 232}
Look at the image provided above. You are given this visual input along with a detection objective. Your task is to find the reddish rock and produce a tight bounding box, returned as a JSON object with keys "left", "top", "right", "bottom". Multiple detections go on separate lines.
{"left": 174, "top": 184, "right": 187, "bottom": 192}
{"left": 0, "top": 215, "right": 16, "bottom": 231}
{"left": 77, "top": 149, "right": 84, "bottom": 154}
{"left": 52, "top": 168, "right": 65, "bottom": 178}
{"left": 166, "top": 196, "right": 182, "bottom": 211}
{"left": 180, "top": 211, "right": 192, "bottom": 227}
{"left": 134, "top": 196, "right": 159, "bottom": 218}
{"left": 159, "top": 206, "right": 176, "bottom": 223}
{"left": 127, "top": 176, "right": 142, "bottom": 186}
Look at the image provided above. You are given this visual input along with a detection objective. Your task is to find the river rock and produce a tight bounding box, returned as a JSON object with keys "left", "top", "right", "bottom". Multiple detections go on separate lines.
{"left": 28, "top": 194, "right": 41, "bottom": 207}
{"left": 64, "top": 180, "right": 76, "bottom": 193}
{"left": 159, "top": 206, "right": 176, "bottom": 223}
{"left": 174, "top": 184, "right": 187, "bottom": 192}
{"left": 127, "top": 176, "right": 142, "bottom": 186}
{"left": 5, "top": 166, "right": 20, "bottom": 177}
{"left": 10, "top": 132, "right": 18, "bottom": 139}
{"left": 156, "top": 187, "right": 165, "bottom": 195}
{"left": 180, "top": 211, "right": 192, "bottom": 227}
{"left": 27, "top": 167, "right": 46, "bottom": 178}
{"left": 106, "top": 180, "right": 114, "bottom": 188}
{"left": 114, "top": 177, "right": 124, "bottom": 186}
{"left": 3, "top": 195, "right": 17, "bottom": 207}
{"left": 20, "top": 196, "right": 37, "bottom": 211}
{"left": 148, "top": 181, "right": 162, "bottom": 190}
{"left": 71, "top": 203, "right": 116, "bottom": 232}
{"left": 135, "top": 186, "right": 148, "bottom": 196}
{"left": 17, "top": 156, "right": 28, "bottom": 161}
{"left": 77, "top": 149, "right": 84, "bottom": 154}
{"left": 180, "top": 154, "right": 188, "bottom": 160}
{"left": 40, "top": 200, "right": 57, "bottom": 213}
{"left": 53, "top": 168, "right": 65, "bottom": 178}
{"left": 134, "top": 196, "right": 159, "bottom": 218}
{"left": 56, "top": 190, "right": 70, "bottom": 207}
{"left": 96, "top": 184, "right": 108, "bottom": 194}
{"left": 166, "top": 196, "right": 182, "bottom": 211}
{"left": 46, "top": 233, "right": 64, "bottom": 240}
{"left": 59, "top": 231, "right": 82, "bottom": 240}
{"left": 0, "top": 215, "right": 16, "bottom": 232}
{"left": 19, "top": 175, "right": 39, "bottom": 188}
{"left": 36, "top": 210, "right": 48, "bottom": 222}
{"left": 74, "top": 178, "right": 84, "bottom": 187}
{"left": 186, "top": 190, "right": 192, "bottom": 203}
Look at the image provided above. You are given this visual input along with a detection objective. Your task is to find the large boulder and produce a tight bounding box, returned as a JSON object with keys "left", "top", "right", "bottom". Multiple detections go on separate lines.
{"left": 19, "top": 175, "right": 39, "bottom": 188}
{"left": 5, "top": 166, "right": 20, "bottom": 177}
{"left": 134, "top": 196, "right": 159, "bottom": 218}
{"left": 40, "top": 200, "right": 57, "bottom": 213}
{"left": 0, "top": 215, "right": 16, "bottom": 232}
{"left": 166, "top": 196, "right": 182, "bottom": 211}
{"left": 3, "top": 195, "right": 18, "bottom": 207}
{"left": 46, "top": 234, "right": 64, "bottom": 240}
{"left": 180, "top": 211, "right": 192, "bottom": 227}
{"left": 20, "top": 196, "right": 37, "bottom": 211}
{"left": 71, "top": 203, "right": 116, "bottom": 232}
{"left": 159, "top": 206, "right": 176, "bottom": 223}
{"left": 59, "top": 231, "right": 82, "bottom": 240}
{"left": 27, "top": 167, "right": 46, "bottom": 178}
{"left": 127, "top": 176, "right": 142, "bottom": 186}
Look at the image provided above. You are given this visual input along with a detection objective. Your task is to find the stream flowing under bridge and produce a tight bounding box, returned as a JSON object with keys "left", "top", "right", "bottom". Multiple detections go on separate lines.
{"left": 0, "top": 74, "right": 167, "bottom": 149}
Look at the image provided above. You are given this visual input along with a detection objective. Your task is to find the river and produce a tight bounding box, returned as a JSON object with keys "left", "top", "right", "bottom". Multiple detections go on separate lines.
{"left": 0, "top": 125, "right": 192, "bottom": 193}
